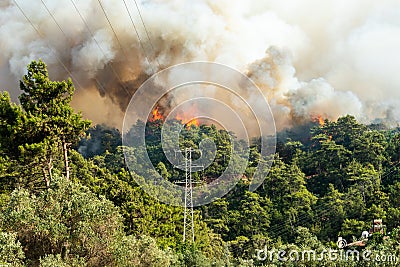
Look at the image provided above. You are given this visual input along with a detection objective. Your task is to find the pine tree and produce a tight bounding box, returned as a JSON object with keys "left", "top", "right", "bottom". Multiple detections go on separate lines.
{"left": 0, "top": 60, "right": 90, "bottom": 189}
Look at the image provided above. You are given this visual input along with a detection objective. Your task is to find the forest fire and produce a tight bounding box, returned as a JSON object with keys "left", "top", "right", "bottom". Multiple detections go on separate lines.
{"left": 175, "top": 103, "right": 200, "bottom": 127}
{"left": 149, "top": 106, "right": 200, "bottom": 127}
{"left": 151, "top": 106, "right": 164, "bottom": 121}
{"left": 311, "top": 115, "right": 325, "bottom": 126}
{"left": 175, "top": 113, "right": 200, "bottom": 127}
{"left": 318, "top": 116, "right": 325, "bottom": 126}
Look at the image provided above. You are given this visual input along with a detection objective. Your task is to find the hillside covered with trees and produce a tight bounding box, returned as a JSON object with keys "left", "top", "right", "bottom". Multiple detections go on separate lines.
{"left": 1, "top": 61, "right": 400, "bottom": 266}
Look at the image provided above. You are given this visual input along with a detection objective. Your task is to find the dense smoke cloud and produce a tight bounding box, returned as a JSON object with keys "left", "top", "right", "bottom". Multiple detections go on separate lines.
{"left": 1, "top": 0, "right": 400, "bottom": 129}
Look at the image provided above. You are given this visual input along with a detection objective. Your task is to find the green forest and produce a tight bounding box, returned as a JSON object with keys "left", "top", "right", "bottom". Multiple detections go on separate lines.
{"left": 1, "top": 61, "right": 400, "bottom": 266}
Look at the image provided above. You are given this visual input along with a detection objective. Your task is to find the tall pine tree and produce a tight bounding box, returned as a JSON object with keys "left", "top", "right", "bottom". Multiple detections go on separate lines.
{"left": 0, "top": 60, "right": 90, "bottom": 189}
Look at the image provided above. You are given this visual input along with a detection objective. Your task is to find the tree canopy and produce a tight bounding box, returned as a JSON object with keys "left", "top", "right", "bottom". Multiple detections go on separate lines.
{"left": 1, "top": 61, "right": 400, "bottom": 266}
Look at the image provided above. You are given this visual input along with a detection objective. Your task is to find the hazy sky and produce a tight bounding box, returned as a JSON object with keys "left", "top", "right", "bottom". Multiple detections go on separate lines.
{"left": 1, "top": 0, "right": 400, "bottom": 129}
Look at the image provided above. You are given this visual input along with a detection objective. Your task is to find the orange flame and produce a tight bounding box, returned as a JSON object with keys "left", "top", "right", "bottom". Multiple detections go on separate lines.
{"left": 311, "top": 115, "right": 325, "bottom": 126}
{"left": 176, "top": 113, "right": 199, "bottom": 127}
{"left": 149, "top": 106, "right": 200, "bottom": 127}
{"left": 175, "top": 103, "right": 200, "bottom": 128}
{"left": 175, "top": 103, "right": 200, "bottom": 127}
{"left": 318, "top": 115, "right": 325, "bottom": 126}
{"left": 150, "top": 106, "right": 163, "bottom": 121}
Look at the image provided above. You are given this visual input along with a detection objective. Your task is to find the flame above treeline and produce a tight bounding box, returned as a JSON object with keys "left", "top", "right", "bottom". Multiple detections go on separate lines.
{"left": 311, "top": 115, "right": 326, "bottom": 127}
{"left": 151, "top": 105, "right": 325, "bottom": 129}
{"left": 149, "top": 106, "right": 200, "bottom": 127}
{"left": 151, "top": 107, "right": 164, "bottom": 121}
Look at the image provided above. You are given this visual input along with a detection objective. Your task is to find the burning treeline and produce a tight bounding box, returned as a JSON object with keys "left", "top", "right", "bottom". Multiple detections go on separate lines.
{"left": 1, "top": 0, "right": 400, "bottom": 130}
{"left": 149, "top": 105, "right": 199, "bottom": 127}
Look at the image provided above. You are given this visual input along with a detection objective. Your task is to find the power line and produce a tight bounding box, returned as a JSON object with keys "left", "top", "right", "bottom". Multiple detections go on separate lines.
{"left": 122, "top": 0, "right": 156, "bottom": 73}
{"left": 69, "top": 0, "right": 132, "bottom": 97}
{"left": 13, "top": 0, "right": 84, "bottom": 91}
{"left": 96, "top": 0, "right": 129, "bottom": 61}
{"left": 132, "top": 0, "right": 161, "bottom": 69}
{"left": 39, "top": 0, "right": 106, "bottom": 95}
{"left": 39, "top": 0, "right": 68, "bottom": 40}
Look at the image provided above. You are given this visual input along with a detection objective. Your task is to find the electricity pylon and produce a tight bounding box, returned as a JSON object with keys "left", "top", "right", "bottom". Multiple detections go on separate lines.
{"left": 175, "top": 148, "right": 202, "bottom": 243}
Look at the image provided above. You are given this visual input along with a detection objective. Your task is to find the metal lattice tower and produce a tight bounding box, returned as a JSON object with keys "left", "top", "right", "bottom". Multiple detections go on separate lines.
{"left": 176, "top": 148, "right": 202, "bottom": 243}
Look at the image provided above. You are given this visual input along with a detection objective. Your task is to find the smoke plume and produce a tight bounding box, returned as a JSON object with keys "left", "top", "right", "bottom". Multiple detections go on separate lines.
{"left": 1, "top": 0, "right": 400, "bottom": 130}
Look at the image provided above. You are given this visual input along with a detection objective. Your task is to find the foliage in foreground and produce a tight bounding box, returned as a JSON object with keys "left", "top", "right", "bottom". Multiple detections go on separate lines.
{"left": 1, "top": 61, "right": 400, "bottom": 266}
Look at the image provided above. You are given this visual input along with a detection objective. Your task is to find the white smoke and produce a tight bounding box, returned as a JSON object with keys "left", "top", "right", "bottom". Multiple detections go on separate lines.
{"left": 1, "top": 0, "right": 400, "bottom": 129}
